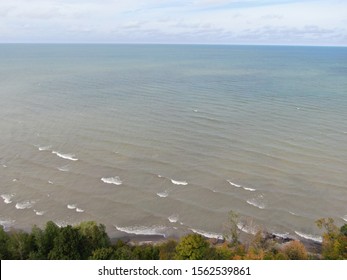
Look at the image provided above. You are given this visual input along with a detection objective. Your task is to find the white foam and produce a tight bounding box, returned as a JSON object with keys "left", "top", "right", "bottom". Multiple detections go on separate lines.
{"left": 157, "top": 175, "right": 163, "bottom": 178}
{"left": 76, "top": 208, "right": 84, "bottom": 213}
{"left": 1, "top": 194, "right": 14, "bottom": 204}
{"left": 227, "top": 180, "right": 256, "bottom": 192}
{"left": 15, "top": 200, "right": 35, "bottom": 210}
{"left": 246, "top": 199, "right": 265, "bottom": 209}
{"left": 295, "top": 231, "right": 322, "bottom": 243}
{"left": 243, "top": 187, "right": 256, "bottom": 192}
{"left": 101, "top": 176, "right": 122, "bottom": 185}
{"left": 343, "top": 215, "right": 347, "bottom": 222}
{"left": 67, "top": 204, "right": 77, "bottom": 209}
{"left": 38, "top": 145, "right": 51, "bottom": 151}
{"left": 2, "top": 164, "right": 7, "bottom": 168}
{"left": 190, "top": 228, "right": 223, "bottom": 240}
{"left": 34, "top": 209, "right": 45, "bottom": 216}
{"left": 237, "top": 223, "right": 258, "bottom": 235}
{"left": 157, "top": 191, "right": 169, "bottom": 198}
{"left": 171, "top": 179, "right": 188, "bottom": 186}
{"left": 115, "top": 225, "right": 167, "bottom": 237}
{"left": 52, "top": 151, "right": 78, "bottom": 161}
{"left": 168, "top": 214, "right": 179, "bottom": 223}
{"left": 0, "top": 219, "right": 15, "bottom": 231}
{"left": 58, "top": 165, "right": 69, "bottom": 172}
{"left": 273, "top": 232, "right": 290, "bottom": 239}
{"left": 193, "top": 109, "right": 198, "bottom": 112}
{"left": 48, "top": 180, "right": 53, "bottom": 184}
{"left": 227, "top": 180, "right": 241, "bottom": 188}
{"left": 12, "top": 179, "right": 18, "bottom": 182}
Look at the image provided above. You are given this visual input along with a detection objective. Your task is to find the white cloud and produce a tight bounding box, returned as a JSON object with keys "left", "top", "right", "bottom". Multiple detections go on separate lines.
{"left": 0, "top": 0, "right": 346, "bottom": 45}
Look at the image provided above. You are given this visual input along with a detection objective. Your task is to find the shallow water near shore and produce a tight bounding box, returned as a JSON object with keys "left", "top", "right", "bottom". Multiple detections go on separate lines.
{"left": 0, "top": 44, "right": 346, "bottom": 242}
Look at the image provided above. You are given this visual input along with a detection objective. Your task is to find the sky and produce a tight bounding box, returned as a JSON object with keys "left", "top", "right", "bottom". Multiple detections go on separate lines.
{"left": 0, "top": 0, "right": 346, "bottom": 45}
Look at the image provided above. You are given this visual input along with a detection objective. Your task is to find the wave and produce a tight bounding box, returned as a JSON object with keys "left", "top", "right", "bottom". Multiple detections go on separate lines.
{"left": 15, "top": 200, "right": 35, "bottom": 210}
{"left": 2, "top": 164, "right": 7, "bottom": 168}
{"left": 76, "top": 208, "right": 84, "bottom": 213}
{"left": 343, "top": 215, "right": 347, "bottom": 222}
{"left": 67, "top": 204, "right": 77, "bottom": 210}
{"left": 58, "top": 165, "right": 69, "bottom": 172}
{"left": 34, "top": 209, "right": 45, "bottom": 216}
{"left": 171, "top": 179, "right": 188, "bottom": 186}
{"left": 115, "top": 225, "right": 167, "bottom": 237}
{"left": 1, "top": 194, "right": 14, "bottom": 204}
{"left": 294, "top": 231, "right": 323, "bottom": 243}
{"left": 52, "top": 151, "right": 78, "bottom": 161}
{"left": 48, "top": 180, "right": 53, "bottom": 184}
{"left": 273, "top": 232, "right": 290, "bottom": 239}
{"left": 12, "top": 179, "right": 18, "bottom": 182}
{"left": 237, "top": 223, "right": 258, "bottom": 235}
{"left": 168, "top": 214, "right": 179, "bottom": 223}
{"left": 0, "top": 219, "right": 15, "bottom": 231}
{"left": 190, "top": 228, "right": 223, "bottom": 240}
{"left": 246, "top": 199, "right": 265, "bottom": 209}
{"left": 38, "top": 145, "right": 51, "bottom": 151}
{"left": 101, "top": 176, "right": 122, "bottom": 185}
{"left": 227, "top": 180, "right": 256, "bottom": 192}
{"left": 157, "top": 191, "right": 169, "bottom": 198}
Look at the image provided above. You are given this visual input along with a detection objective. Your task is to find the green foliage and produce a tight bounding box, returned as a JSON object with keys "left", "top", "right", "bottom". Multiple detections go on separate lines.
{"left": 7, "top": 230, "right": 33, "bottom": 260}
{"left": 159, "top": 239, "right": 178, "bottom": 260}
{"left": 89, "top": 247, "right": 115, "bottom": 260}
{"left": 316, "top": 218, "right": 347, "bottom": 260}
{"left": 340, "top": 224, "right": 347, "bottom": 236}
{"left": 75, "top": 221, "right": 110, "bottom": 256}
{"left": 113, "top": 245, "right": 136, "bottom": 260}
{"left": 132, "top": 244, "right": 159, "bottom": 260}
{"left": 0, "top": 226, "right": 10, "bottom": 259}
{"left": 48, "top": 225, "right": 87, "bottom": 260}
{"left": 175, "top": 234, "right": 210, "bottom": 260}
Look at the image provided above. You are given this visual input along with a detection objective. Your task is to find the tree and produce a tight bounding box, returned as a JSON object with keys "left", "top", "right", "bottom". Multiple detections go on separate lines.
{"left": 224, "top": 211, "right": 240, "bottom": 247}
{"left": 282, "top": 241, "right": 308, "bottom": 260}
{"left": 48, "top": 225, "right": 87, "bottom": 260}
{"left": 89, "top": 247, "right": 115, "bottom": 260}
{"left": 159, "top": 239, "right": 177, "bottom": 260}
{"left": 316, "top": 218, "right": 345, "bottom": 259}
{"left": 0, "top": 226, "right": 10, "bottom": 259}
{"left": 75, "top": 221, "right": 110, "bottom": 256}
{"left": 7, "top": 230, "right": 33, "bottom": 260}
{"left": 175, "top": 234, "right": 210, "bottom": 260}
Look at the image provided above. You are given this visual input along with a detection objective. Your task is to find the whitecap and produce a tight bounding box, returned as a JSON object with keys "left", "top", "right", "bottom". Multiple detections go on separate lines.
{"left": 76, "top": 208, "right": 84, "bottom": 213}
{"left": 15, "top": 200, "right": 35, "bottom": 210}
{"left": 157, "top": 174, "right": 163, "bottom": 178}
{"left": 273, "top": 232, "right": 290, "bottom": 239}
{"left": 294, "top": 231, "right": 322, "bottom": 243}
{"left": 237, "top": 223, "right": 258, "bottom": 235}
{"left": 2, "top": 164, "right": 7, "bottom": 168}
{"left": 58, "top": 165, "right": 69, "bottom": 172}
{"left": 190, "top": 228, "right": 223, "bottom": 240}
{"left": 115, "top": 225, "right": 167, "bottom": 237}
{"left": 157, "top": 191, "right": 169, "bottom": 198}
{"left": 193, "top": 109, "right": 198, "bottom": 112}
{"left": 48, "top": 180, "right": 53, "bottom": 184}
{"left": 227, "top": 180, "right": 241, "bottom": 188}
{"left": 33, "top": 209, "right": 45, "bottom": 216}
{"left": 1, "top": 194, "right": 14, "bottom": 204}
{"left": 227, "top": 180, "right": 256, "bottom": 191}
{"left": 246, "top": 199, "right": 265, "bottom": 209}
{"left": 0, "top": 219, "right": 15, "bottom": 231}
{"left": 67, "top": 204, "right": 77, "bottom": 210}
{"left": 38, "top": 145, "right": 51, "bottom": 151}
{"left": 343, "top": 215, "right": 347, "bottom": 222}
{"left": 12, "top": 179, "right": 18, "bottom": 182}
{"left": 171, "top": 179, "right": 188, "bottom": 186}
{"left": 168, "top": 214, "right": 179, "bottom": 223}
{"left": 101, "top": 176, "right": 122, "bottom": 185}
{"left": 52, "top": 151, "right": 78, "bottom": 161}
{"left": 243, "top": 187, "right": 256, "bottom": 192}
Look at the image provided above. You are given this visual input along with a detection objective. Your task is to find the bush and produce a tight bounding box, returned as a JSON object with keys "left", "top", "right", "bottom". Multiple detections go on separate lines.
{"left": 176, "top": 234, "right": 210, "bottom": 260}
{"left": 282, "top": 241, "right": 308, "bottom": 260}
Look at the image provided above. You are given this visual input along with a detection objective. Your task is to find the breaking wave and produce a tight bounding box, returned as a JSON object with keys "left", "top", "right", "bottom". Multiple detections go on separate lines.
{"left": 115, "top": 225, "right": 167, "bottom": 237}
{"left": 101, "top": 176, "right": 123, "bottom": 185}
{"left": 52, "top": 151, "right": 78, "bottom": 161}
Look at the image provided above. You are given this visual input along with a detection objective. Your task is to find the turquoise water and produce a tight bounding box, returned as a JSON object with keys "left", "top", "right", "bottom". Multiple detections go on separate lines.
{"left": 0, "top": 44, "right": 346, "bottom": 241}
